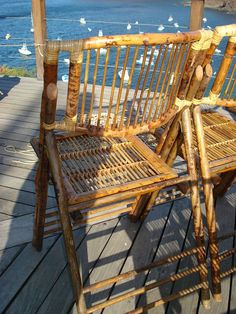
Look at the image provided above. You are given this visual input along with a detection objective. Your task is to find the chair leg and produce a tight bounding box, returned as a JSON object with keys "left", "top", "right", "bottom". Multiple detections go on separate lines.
{"left": 32, "top": 149, "right": 49, "bottom": 251}
{"left": 140, "top": 189, "right": 161, "bottom": 221}
{"left": 57, "top": 193, "right": 87, "bottom": 314}
{"left": 189, "top": 181, "right": 211, "bottom": 307}
{"left": 129, "top": 193, "right": 151, "bottom": 222}
{"left": 129, "top": 189, "right": 161, "bottom": 222}
{"left": 192, "top": 106, "right": 222, "bottom": 302}
{"left": 182, "top": 108, "right": 211, "bottom": 307}
{"left": 45, "top": 132, "right": 87, "bottom": 313}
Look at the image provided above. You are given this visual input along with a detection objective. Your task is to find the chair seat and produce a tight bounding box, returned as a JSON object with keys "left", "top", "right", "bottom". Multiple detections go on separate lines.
{"left": 55, "top": 134, "right": 177, "bottom": 203}
{"left": 199, "top": 111, "right": 236, "bottom": 172}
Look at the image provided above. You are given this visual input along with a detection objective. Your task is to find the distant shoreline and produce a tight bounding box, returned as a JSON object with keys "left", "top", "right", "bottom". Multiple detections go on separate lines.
{"left": 184, "top": 0, "right": 236, "bottom": 13}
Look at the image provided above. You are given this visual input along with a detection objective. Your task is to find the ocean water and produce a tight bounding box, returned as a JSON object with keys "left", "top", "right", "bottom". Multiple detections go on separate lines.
{"left": 0, "top": 0, "right": 235, "bottom": 80}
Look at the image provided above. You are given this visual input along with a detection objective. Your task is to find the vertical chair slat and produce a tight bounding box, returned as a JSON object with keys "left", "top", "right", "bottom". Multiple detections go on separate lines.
{"left": 97, "top": 48, "right": 110, "bottom": 128}
{"left": 106, "top": 47, "right": 121, "bottom": 130}
{"left": 166, "top": 43, "right": 189, "bottom": 111}
{"left": 119, "top": 46, "right": 139, "bottom": 130}
{"left": 133, "top": 46, "right": 155, "bottom": 127}
{"left": 159, "top": 44, "right": 180, "bottom": 117}
{"left": 153, "top": 44, "right": 175, "bottom": 121}
{"left": 228, "top": 73, "right": 236, "bottom": 99}
{"left": 80, "top": 50, "right": 91, "bottom": 125}
{"left": 127, "top": 46, "right": 149, "bottom": 127}
{"left": 112, "top": 47, "right": 130, "bottom": 130}
{"left": 147, "top": 45, "right": 169, "bottom": 123}
{"left": 211, "top": 39, "right": 236, "bottom": 96}
{"left": 88, "top": 49, "right": 100, "bottom": 127}
{"left": 223, "top": 62, "right": 235, "bottom": 99}
{"left": 141, "top": 45, "right": 162, "bottom": 125}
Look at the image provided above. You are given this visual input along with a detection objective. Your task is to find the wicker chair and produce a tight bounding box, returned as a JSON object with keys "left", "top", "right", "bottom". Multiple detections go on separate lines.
{"left": 190, "top": 25, "right": 236, "bottom": 302}
{"left": 32, "top": 30, "right": 213, "bottom": 313}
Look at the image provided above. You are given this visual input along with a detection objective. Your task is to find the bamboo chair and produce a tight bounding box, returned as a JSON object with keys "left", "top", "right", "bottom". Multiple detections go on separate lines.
{"left": 141, "top": 24, "right": 236, "bottom": 303}
{"left": 190, "top": 24, "right": 236, "bottom": 302}
{"left": 32, "top": 30, "right": 213, "bottom": 313}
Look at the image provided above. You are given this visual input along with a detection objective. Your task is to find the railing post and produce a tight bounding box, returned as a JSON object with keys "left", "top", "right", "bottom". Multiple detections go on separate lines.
{"left": 189, "top": 0, "right": 205, "bottom": 31}
{"left": 32, "top": 0, "right": 47, "bottom": 80}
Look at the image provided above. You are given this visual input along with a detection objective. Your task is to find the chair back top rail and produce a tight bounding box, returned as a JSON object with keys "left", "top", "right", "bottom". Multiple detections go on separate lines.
{"left": 40, "top": 30, "right": 213, "bottom": 139}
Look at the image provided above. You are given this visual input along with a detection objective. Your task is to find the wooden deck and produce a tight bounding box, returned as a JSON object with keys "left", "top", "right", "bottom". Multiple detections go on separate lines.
{"left": 0, "top": 76, "right": 235, "bottom": 314}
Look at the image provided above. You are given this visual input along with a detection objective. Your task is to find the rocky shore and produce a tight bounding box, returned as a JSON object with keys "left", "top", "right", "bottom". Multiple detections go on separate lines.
{"left": 204, "top": 0, "right": 236, "bottom": 12}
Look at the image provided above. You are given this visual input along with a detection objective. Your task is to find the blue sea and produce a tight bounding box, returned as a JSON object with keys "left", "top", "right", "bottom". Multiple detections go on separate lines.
{"left": 0, "top": 0, "right": 235, "bottom": 79}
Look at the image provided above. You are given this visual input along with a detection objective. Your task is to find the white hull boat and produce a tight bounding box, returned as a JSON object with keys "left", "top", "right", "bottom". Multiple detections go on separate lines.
{"left": 18, "top": 44, "right": 32, "bottom": 56}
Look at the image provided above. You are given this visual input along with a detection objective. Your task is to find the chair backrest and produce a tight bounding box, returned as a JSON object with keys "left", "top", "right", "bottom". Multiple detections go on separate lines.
{"left": 201, "top": 24, "right": 236, "bottom": 107}
{"left": 40, "top": 30, "right": 213, "bottom": 142}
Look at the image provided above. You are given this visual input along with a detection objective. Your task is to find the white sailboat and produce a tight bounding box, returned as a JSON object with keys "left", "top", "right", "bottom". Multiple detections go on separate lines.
{"left": 158, "top": 24, "right": 165, "bottom": 31}
{"left": 98, "top": 30, "right": 103, "bottom": 37}
{"left": 64, "top": 58, "right": 70, "bottom": 64}
{"left": 168, "top": 15, "right": 173, "bottom": 22}
{"left": 100, "top": 48, "right": 107, "bottom": 55}
{"left": 18, "top": 43, "right": 32, "bottom": 56}
{"left": 79, "top": 17, "right": 86, "bottom": 24}
{"left": 147, "top": 49, "right": 159, "bottom": 56}
{"left": 127, "top": 23, "right": 132, "bottom": 30}
{"left": 95, "top": 47, "right": 107, "bottom": 55}
{"left": 118, "top": 69, "right": 129, "bottom": 83}
{"left": 136, "top": 55, "right": 154, "bottom": 66}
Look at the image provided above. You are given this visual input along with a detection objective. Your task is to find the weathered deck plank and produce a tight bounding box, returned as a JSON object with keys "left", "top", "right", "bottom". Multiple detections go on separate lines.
{"left": 101, "top": 202, "right": 172, "bottom": 314}
{"left": 38, "top": 218, "right": 120, "bottom": 314}
{"left": 0, "top": 235, "right": 58, "bottom": 313}
{"left": 0, "top": 245, "right": 25, "bottom": 276}
{"left": 136, "top": 198, "right": 194, "bottom": 313}
{"left": 4, "top": 228, "right": 88, "bottom": 314}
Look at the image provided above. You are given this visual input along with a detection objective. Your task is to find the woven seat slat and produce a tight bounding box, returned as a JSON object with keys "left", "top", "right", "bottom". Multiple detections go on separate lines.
{"left": 57, "top": 134, "right": 168, "bottom": 195}
{"left": 198, "top": 112, "right": 236, "bottom": 164}
{"left": 192, "top": 111, "right": 236, "bottom": 165}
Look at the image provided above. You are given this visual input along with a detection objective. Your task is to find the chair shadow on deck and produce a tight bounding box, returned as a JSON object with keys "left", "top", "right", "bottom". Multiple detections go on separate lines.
{"left": 0, "top": 75, "right": 21, "bottom": 101}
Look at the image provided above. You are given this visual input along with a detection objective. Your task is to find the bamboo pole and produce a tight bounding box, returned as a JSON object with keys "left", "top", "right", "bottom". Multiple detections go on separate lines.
{"left": 211, "top": 39, "right": 236, "bottom": 96}
{"left": 186, "top": 65, "right": 203, "bottom": 100}
{"left": 189, "top": 0, "right": 205, "bottom": 31}
{"left": 32, "top": 0, "right": 47, "bottom": 80}
{"left": 193, "top": 105, "right": 222, "bottom": 301}
{"left": 46, "top": 132, "right": 87, "bottom": 313}
{"left": 195, "top": 63, "right": 212, "bottom": 99}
